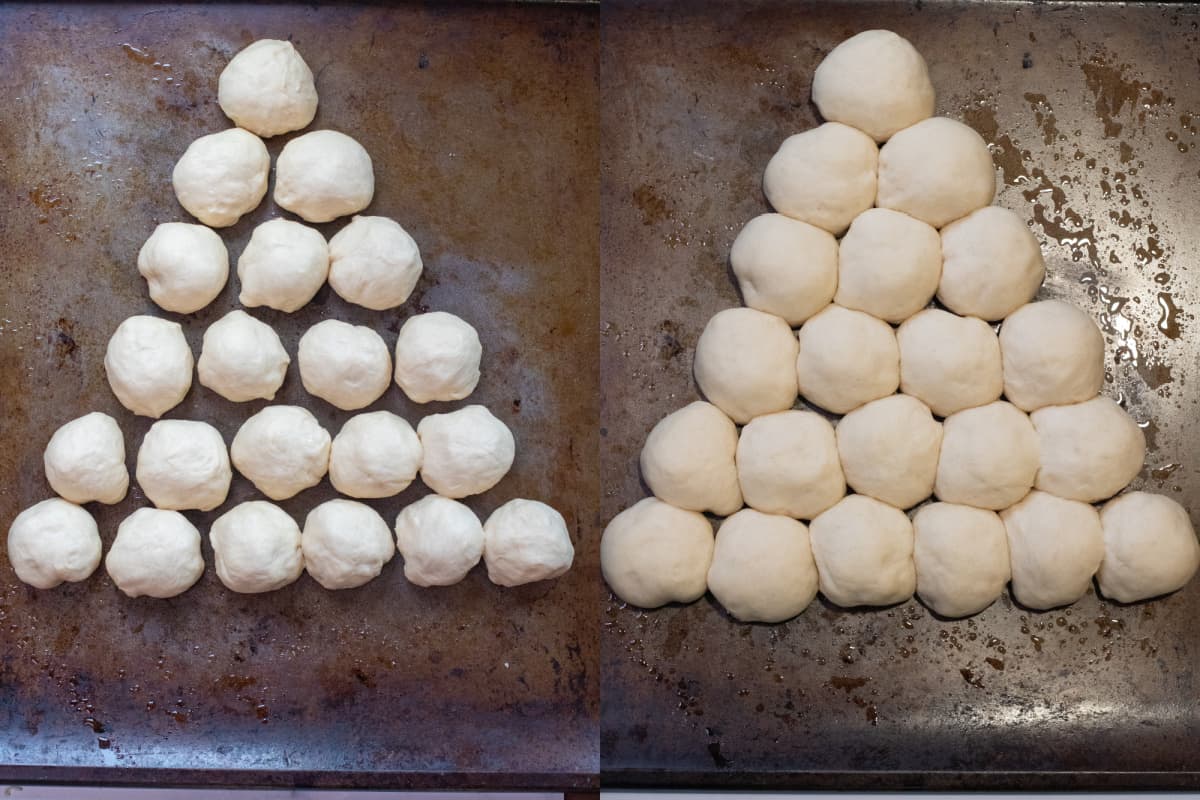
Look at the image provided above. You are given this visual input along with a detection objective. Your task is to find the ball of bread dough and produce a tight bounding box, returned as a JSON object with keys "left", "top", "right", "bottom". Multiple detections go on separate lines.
{"left": 811, "top": 29, "right": 935, "bottom": 143}
{"left": 483, "top": 499, "right": 575, "bottom": 586}
{"left": 1000, "top": 300, "right": 1104, "bottom": 412}
{"left": 939, "top": 206, "right": 1045, "bottom": 320}
{"left": 328, "top": 216, "right": 423, "bottom": 311}
{"left": 172, "top": 127, "right": 269, "bottom": 227}
{"left": 394, "top": 495, "right": 484, "bottom": 587}
{"left": 897, "top": 309, "right": 1002, "bottom": 417}
{"left": 600, "top": 497, "right": 714, "bottom": 609}
{"left": 810, "top": 494, "right": 915, "bottom": 607}
{"left": 737, "top": 410, "right": 844, "bottom": 519}
{"left": 1002, "top": 490, "right": 1103, "bottom": 610}
{"left": 6, "top": 498, "right": 101, "bottom": 589}
{"left": 417, "top": 405, "right": 515, "bottom": 498}
{"left": 877, "top": 117, "right": 995, "bottom": 228}
{"left": 43, "top": 412, "right": 128, "bottom": 505}
{"left": 640, "top": 401, "right": 741, "bottom": 516}
{"left": 105, "top": 508, "right": 204, "bottom": 599}
{"left": 393, "top": 312, "right": 482, "bottom": 404}
{"left": 301, "top": 499, "right": 395, "bottom": 590}
{"left": 729, "top": 213, "right": 838, "bottom": 325}
{"left": 237, "top": 218, "right": 330, "bottom": 313}
{"left": 837, "top": 394, "right": 942, "bottom": 509}
{"left": 694, "top": 307, "right": 798, "bottom": 424}
{"left": 104, "top": 315, "right": 193, "bottom": 419}
{"left": 218, "top": 39, "right": 318, "bottom": 137}
{"left": 935, "top": 401, "right": 1038, "bottom": 510}
{"left": 274, "top": 130, "right": 374, "bottom": 223}
{"left": 298, "top": 319, "right": 392, "bottom": 410}
{"left": 231, "top": 405, "right": 331, "bottom": 500}
{"left": 136, "top": 420, "right": 232, "bottom": 512}
{"left": 1031, "top": 396, "right": 1145, "bottom": 503}
{"left": 329, "top": 411, "right": 422, "bottom": 499}
{"left": 796, "top": 304, "right": 899, "bottom": 414}
{"left": 912, "top": 502, "right": 1010, "bottom": 618}
{"left": 763, "top": 122, "right": 878, "bottom": 235}
{"left": 137, "top": 223, "right": 229, "bottom": 314}
{"left": 209, "top": 500, "right": 304, "bottom": 593}
{"left": 197, "top": 310, "right": 290, "bottom": 402}
{"left": 707, "top": 509, "right": 818, "bottom": 623}
{"left": 835, "top": 208, "right": 941, "bottom": 323}
{"left": 1098, "top": 492, "right": 1200, "bottom": 603}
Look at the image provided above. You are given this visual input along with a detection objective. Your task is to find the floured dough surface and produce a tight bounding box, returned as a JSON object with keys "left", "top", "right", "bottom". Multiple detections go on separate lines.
{"left": 693, "top": 307, "right": 798, "bottom": 424}
{"left": 210, "top": 500, "right": 304, "bottom": 594}
{"left": 237, "top": 218, "right": 330, "bottom": 313}
{"left": 43, "top": 412, "right": 128, "bottom": 505}
{"left": 912, "top": 502, "right": 1010, "bottom": 618}
{"left": 737, "top": 410, "right": 845, "bottom": 520}
{"left": 1002, "top": 490, "right": 1103, "bottom": 610}
{"left": 328, "top": 216, "right": 423, "bottom": 311}
{"left": 198, "top": 309, "right": 290, "bottom": 402}
{"left": 640, "top": 401, "right": 742, "bottom": 516}
{"left": 1098, "top": 492, "right": 1200, "bottom": 603}
{"left": 836, "top": 394, "right": 942, "bottom": 510}
{"left": 707, "top": 509, "right": 818, "bottom": 623}
{"left": 394, "top": 494, "right": 484, "bottom": 587}
{"left": 835, "top": 207, "right": 941, "bottom": 323}
{"left": 1000, "top": 300, "right": 1105, "bottom": 412}
{"left": 231, "top": 405, "right": 331, "bottom": 500}
{"left": 939, "top": 206, "right": 1045, "bottom": 320}
{"left": 137, "top": 222, "right": 229, "bottom": 314}
{"left": 172, "top": 127, "right": 269, "bottom": 227}
{"left": 810, "top": 494, "right": 915, "bottom": 607}
{"left": 298, "top": 319, "right": 392, "bottom": 410}
{"left": 6, "top": 498, "right": 101, "bottom": 589}
{"left": 796, "top": 304, "right": 899, "bottom": 414}
{"left": 730, "top": 213, "right": 838, "bottom": 325}
{"left": 1031, "top": 396, "right": 1145, "bottom": 503}
{"left": 136, "top": 419, "right": 232, "bottom": 512}
{"left": 417, "top": 405, "right": 515, "bottom": 498}
{"left": 274, "top": 130, "right": 374, "bottom": 223}
{"left": 935, "top": 401, "right": 1038, "bottom": 510}
{"left": 218, "top": 39, "right": 318, "bottom": 137}
{"left": 105, "top": 508, "right": 204, "bottom": 599}
{"left": 104, "top": 315, "right": 193, "bottom": 419}
{"left": 301, "top": 499, "right": 395, "bottom": 590}
{"left": 763, "top": 122, "right": 879, "bottom": 235}
{"left": 601, "top": 497, "right": 714, "bottom": 609}
{"left": 876, "top": 117, "right": 995, "bottom": 228}
{"left": 329, "top": 411, "right": 422, "bottom": 499}
{"left": 483, "top": 499, "right": 575, "bottom": 586}
{"left": 897, "top": 309, "right": 1003, "bottom": 417}
{"left": 393, "top": 312, "right": 482, "bottom": 404}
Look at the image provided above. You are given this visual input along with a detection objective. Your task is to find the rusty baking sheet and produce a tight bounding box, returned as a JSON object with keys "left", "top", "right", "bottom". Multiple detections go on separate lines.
{"left": 0, "top": 2, "right": 598, "bottom": 789}
{"left": 600, "top": 0, "right": 1200, "bottom": 789}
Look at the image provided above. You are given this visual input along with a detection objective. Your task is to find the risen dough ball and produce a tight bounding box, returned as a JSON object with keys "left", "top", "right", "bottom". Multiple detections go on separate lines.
{"left": 393, "top": 312, "right": 482, "bottom": 403}
{"left": 736, "top": 410, "right": 844, "bottom": 519}
{"left": 835, "top": 208, "right": 941, "bottom": 323}
{"left": 329, "top": 411, "right": 422, "bottom": 499}
{"left": 693, "top": 307, "right": 798, "bottom": 424}
{"left": 231, "top": 405, "right": 331, "bottom": 500}
{"left": 763, "top": 122, "right": 879, "bottom": 235}
{"left": 104, "top": 315, "right": 193, "bottom": 419}
{"left": 809, "top": 494, "right": 915, "bottom": 607}
{"left": 877, "top": 117, "right": 995, "bottom": 228}
{"left": 640, "top": 401, "right": 741, "bottom": 516}
{"left": 136, "top": 420, "right": 231, "bottom": 512}
{"left": 301, "top": 499, "right": 395, "bottom": 590}
{"left": 137, "top": 223, "right": 229, "bottom": 313}
{"left": 707, "top": 509, "right": 818, "bottom": 623}
{"left": 274, "top": 130, "right": 374, "bottom": 223}
{"left": 935, "top": 401, "right": 1038, "bottom": 510}
{"left": 796, "top": 304, "right": 899, "bottom": 414}
{"left": 897, "top": 309, "right": 1003, "bottom": 417}
{"left": 417, "top": 405, "right": 515, "bottom": 498}
{"left": 43, "top": 412, "right": 128, "bottom": 505}
{"left": 298, "top": 319, "right": 392, "bottom": 410}
{"left": 237, "top": 218, "right": 330, "bottom": 313}
{"left": 171, "top": 127, "right": 269, "bottom": 227}
{"left": 483, "top": 499, "right": 575, "bottom": 586}
{"left": 1031, "top": 396, "right": 1145, "bottom": 503}
{"left": 729, "top": 213, "right": 838, "bottom": 325}
{"left": 1098, "top": 492, "right": 1200, "bottom": 603}
{"left": 912, "top": 502, "right": 1010, "bottom": 618}
{"left": 394, "top": 495, "right": 484, "bottom": 587}
{"left": 6, "top": 499, "right": 101, "bottom": 589}
{"left": 836, "top": 394, "right": 942, "bottom": 509}
{"left": 600, "top": 497, "right": 714, "bottom": 609}
{"left": 209, "top": 501, "right": 303, "bottom": 593}
{"left": 1000, "top": 300, "right": 1104, "bottom": 412}
{"left": 217, "top": 39, "right": 318, "bottom": 137}
{"left": 197, "top": 310, "right": 290, "bottom": 402}
{"left": 938, "top": 206, "right": 1045, "bottom": 320}
{"left": 328, "top": 216, "right": 423, "bottom": 311}
{"left": 105, "top": 508, "right": 204, "bottom": 599}
{"left": 1002, "top": 490, "right": 1103, "bottom": 610}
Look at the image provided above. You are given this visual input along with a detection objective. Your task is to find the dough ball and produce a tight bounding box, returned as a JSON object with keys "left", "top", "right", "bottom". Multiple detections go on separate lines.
{"left": 836, "top": 394, "right": 942, "bottom": 509}
{"left": 329, "top": 411, "right": 422, "bottom": 499}
{"left": 105, "top": 508, "right": 204, "bottom": 599}
{"left": 274, "top": 130, "right": 374, "bottom": 223}
{"left": 231, "top": 405, "right": 331, "bottom": 500}
{"left": 763, "top": 122, "right": 878, "bottom": 235}
{"left": 393, "top": 312, "right": 482, "bottom": 404}
{"left": 938, "top": 206, "right": 1045, "bottom": 320}
{"left": 197, "top": 310, "right": 290, "bottom": 402}
{"left": 693, "top": 307, "right": 798, "bottom": 424}
{"left": 1098, "top": 492, "right": 1200, "bottom": 603}
{"left": 796, "top": 304, "right": 899, "bottom": 414}
{"left": 640, "top": 401, "right": 741, "bottom": 516}
{"left": 729, "top": 213, "right": 838, "bottom": 325}
{"left": 104, "top": 315, "right": 193, "bottom": 419}
{"left": 876, "top": 117, "right": 995, "bottom": 228}
{"left": 811, "top": 29, "right": 935, "bottom": 143}
{"left": 43, "top": 412, "right": 128, "bottom": 505}
{"left": 328, "top": 216, "right": 424, "bottom": 311}
{"left": 810, "top": 494, "right": 915, "bottom": 607}
{"left": 394, "top": 495, "right": 484, "bottom": 587}
{"left": 835, "top": 208, "right": 941, "bottom": 323}
{"left": 1002, "top": 490, "right": 1103, "bottom": 610}
{"left": 171, "top": 127, "right": 269, "bottom": 227}
{"left": 707, "top": 509, "right": 818, "bottom": 623}
{"left": 600, "top": 497, "right": 714, "bottom": 609}
{"left": 417, "top": 405, "right": 515, "bottom": 498}
{"left": 737, "top": 410, "right": 844, "bottom": 519}
{"left": 237, "top": 218, "right": 330, "bottom": 313}
{"left": 897, "top": 309, "right": 1002, "bottom": 417}
{"left": 301, "top": 499, "right": 395, "bottom": 590}
{"left": 1000, "top": 300, "right": 1104, "bottom": 412}
{"left": 935, "top": 401, "right": 1038, "bottom": 510}
{"left": 136, "top": 420, "right": 232, "bottom": 512}
{"left": 6, "top": 498, "right": 101, "bottom": 589}
{"left": 209, "top": 500, "right": 303, "bottom": 593}
{"left": 912, "top": 502, "right": 1010, "bottom": 618}
{"left": 1031, "top": 396, "right": 1145, "bottom": 503}
{"left": 483, "top": 498, "right": 575, "bottom": 586}
{"left": 298, "top": 319, "right": 391, "bottom": 410}
{"left": 137, "top": 223, "right": 229, "bottom": 314}
{"left": 217, "top": 39, "right": 318, "bottom": 137}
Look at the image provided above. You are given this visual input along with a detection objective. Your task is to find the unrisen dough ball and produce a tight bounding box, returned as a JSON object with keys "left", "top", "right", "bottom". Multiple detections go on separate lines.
{"left": 939, "top": 206, "right": 1045, "bottom": 320}
{"left": 393, "top": 312, "right": 482, "bottom": 404}
{"left": 137, "top": 223, "right": 229, "bottom": 314}
{"left": 172, "top": 128, "right": 269, "bottom": 227}
{"left": 796, "top": 304, "right": 899, "bottom": 414}
{"left": 43, "top": 412, "right": 128, "bottom": 505}
{"left": 640, "top": 401, "right": 741, "bottom": 516}
{"left": 912, "top": 502, "right": 1010, "bottom": 618}
{"left": 1002, "top": 490, "right": 1103, "bottom": 610}
{"left": 737, "top": 410, "right": 844, "bottom": 519}
{"left": 763, "top": 122, "right": 879, "bottom": 235}
{"left": 835, "top": 208, "right": 941, "bottom": 323}
{"left": 694, "top": 307, "right": 798, "bottom": 424}
{"left": 329, "top": 411, "right": 422, "bottom": 499}
{"left": 231, "top": 405, "right": 331, "bottom": 500}
{"left": 6, "top": 499, "right": 101, "bottom": 589}
{"left": 897, "top": 309, "right": 1002, "bottom": 417}
{"left": 935, "top": 401, "right": 1038, "bottom": 510}
{"left": 877, "top": 117, "right": 995, "bottom": 228}
{"left": 1031, "top": 396, "right": 1145, "bottom": 503}
{"left": 729, "top": 213, "right": 838, "bottom": 326}
{"left": 237, "top": 218, "right": 330, "bottom": 313}
{"left": 417, "top": 405, "right": 515, "bottom": 498}
{"left": 600, "top": 497, "right": 714, "bottom": 609}
{"left": 274, "top": 130, "right": 374, "bottom": 223}
{"left": 810, "top": 494, "right": 915, "bottom": 607}
{"left": 328, "top": 216, "right": 423, "bottom": 311}
{"left": 209, "top": 501, "right": 304, "bottom": 593}
{"left": 218, "top": 39, "right": 318, "bottom": 138}
{"left": 707, "top": 509, "right": 818, "bottom": 623}
{"left": 836, "top": 394, "right": 942, "bottom": 509}
{"left": 298, "top": 319, "right": 392, "bottom": 410}
{"left": 136, "top": 420, "right": 231, "bottom": 512}
{"left": 105, "top": 508, "right": 204, "bottom": 599}
{"left": 1098, "top": 492, "right": 1200, "bottom": 603}
{"left": 301, "top": 499, "right": 395, "bottom": 590}
{"left": 197, "top": 310, "right": 290, "bottom": 402}
{"left": 394, "top": 495, "right": 484, "bottom": 587}
{"left": 104, "top": 315, "right": 193, "bottom": 419}
{"left": 1000, "top": 300, "right": 1105, "bottom": 412}
{"left": 483, "top": 499, "right": 575, "bottom": 586}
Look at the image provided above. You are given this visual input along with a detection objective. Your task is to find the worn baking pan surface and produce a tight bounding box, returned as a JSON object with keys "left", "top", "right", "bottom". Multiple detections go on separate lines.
{"left": 600, "top": 0, "right": 1200, "bottom": 789}
{"left": 0, "top": 2, "right": 598, "bottom": 789}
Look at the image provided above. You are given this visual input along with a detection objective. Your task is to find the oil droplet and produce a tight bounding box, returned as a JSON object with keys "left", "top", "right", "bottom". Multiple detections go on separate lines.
{"left": 1157, "top": 293, "right": 1182, "bottom": 339}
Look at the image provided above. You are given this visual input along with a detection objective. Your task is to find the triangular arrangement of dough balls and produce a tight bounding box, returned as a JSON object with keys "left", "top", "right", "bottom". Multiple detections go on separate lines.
{"left": 601, "top": 29, "right": 1200, "bottom": 622}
